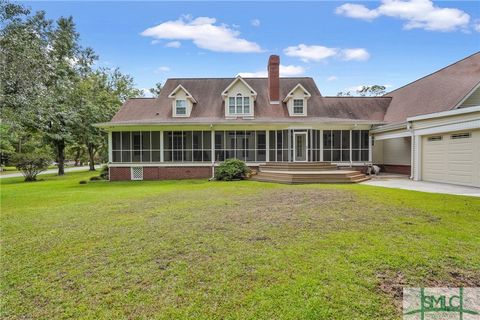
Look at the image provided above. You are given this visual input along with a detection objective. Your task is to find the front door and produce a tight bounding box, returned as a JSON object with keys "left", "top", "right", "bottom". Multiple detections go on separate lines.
{"left": 294, "top": 132, "right": 308, "bottom": 162}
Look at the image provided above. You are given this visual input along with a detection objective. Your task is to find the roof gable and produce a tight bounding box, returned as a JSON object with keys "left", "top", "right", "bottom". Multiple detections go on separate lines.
{"left": 167, "top": 84, "right": 197, "bottom": 103}
{"left": 283, "top": 83, "right": 312, "bottom": 102}
{"left": 221, "top": 76, "right": 257, "bottom": 99}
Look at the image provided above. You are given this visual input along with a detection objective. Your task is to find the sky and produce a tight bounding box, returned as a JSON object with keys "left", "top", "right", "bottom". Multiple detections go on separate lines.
{"left": 22, "top": 1, "right": 480, "bottom": 96}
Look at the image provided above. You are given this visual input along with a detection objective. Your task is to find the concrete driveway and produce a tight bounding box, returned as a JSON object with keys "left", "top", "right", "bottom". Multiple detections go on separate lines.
{"left": 362, "top": 178, "right": 480, "bottom": 197}
{"left": 0, "top": 165, "right": 98, "bottom": 179}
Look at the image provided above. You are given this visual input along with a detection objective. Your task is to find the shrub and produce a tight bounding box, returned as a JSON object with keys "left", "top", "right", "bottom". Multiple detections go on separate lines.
{"left": 89, "top": 176, "right": 102, "bottom": 181}
{"left": 99, "top": 165, "right": 109, "bottom": 180}
{"left": 79, "top": 180, "right": 87, "bottom": 184}
{"left": 215, "top": 159, "right": 250, "bottom": 181}
{"left": 11, "top": 152, "right": 50, "bottom": 182}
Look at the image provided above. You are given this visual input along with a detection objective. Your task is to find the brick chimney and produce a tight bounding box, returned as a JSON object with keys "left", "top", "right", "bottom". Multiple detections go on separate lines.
{"left": 267, "top": 55, "right": 280, "bottom": 103}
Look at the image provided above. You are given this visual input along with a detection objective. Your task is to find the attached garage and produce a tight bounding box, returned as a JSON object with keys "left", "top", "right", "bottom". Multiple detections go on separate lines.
{"left": 422, "top": 130, "right": 480, "bottom": 187}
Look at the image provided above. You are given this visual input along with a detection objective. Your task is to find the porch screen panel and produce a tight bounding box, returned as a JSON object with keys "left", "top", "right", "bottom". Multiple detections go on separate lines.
{"left": 111, "top": 131, "right": 164, "bottom": 163}
{"left": 352, "top": 130, "right": 369, "bottom": 161}
{"left": 310, "top": 130, "right": 321, "bottom": 162}
{"left": 163, "top": 131, "right": 212, "bottom": 162}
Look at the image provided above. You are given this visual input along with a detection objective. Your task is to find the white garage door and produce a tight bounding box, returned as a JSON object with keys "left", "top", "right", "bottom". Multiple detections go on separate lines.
{"left": 422, "top": 130, "right": 480, "bottom": 187}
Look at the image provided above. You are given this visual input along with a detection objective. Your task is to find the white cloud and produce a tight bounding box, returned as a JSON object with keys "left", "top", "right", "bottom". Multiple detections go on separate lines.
{"left": 284, "top": 44, "right": 370, "bottom": 62}
{"left": 165, "top": 41, "right": 181, "bottom": 48}
{"left": 155, "top": 66, "right": 170, "bottom": 73}
{"left": 284, "top": 44, "right": 338, "bottom": 62}
{"left": 340, "top": 48, "right": 370, "bottom": 61}
{"left": 251, "top": 19, "right": 260, "bottom": 27}
{"left": 141, "top": 16, "right": 262, "bottom": 53}
{"left": 238, "top": 64, "right": 306, "bottom": 77}
{"left": 327, "top": 76, "right": 338, "bottom": 81}
{"left": 335, "top": 0, "right": 470, "bottom": 32}
{"left": 474, "top": 21, "right": 480, "bottom": 32}
{"left": 335, "top": 3, "right": 380, "bottom": 20}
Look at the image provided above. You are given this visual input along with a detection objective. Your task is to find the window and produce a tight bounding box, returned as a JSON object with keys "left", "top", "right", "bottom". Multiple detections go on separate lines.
{"left": 451, "top": 132, "right": 471, "bottom": 139}
{"left": 293, "top": 99, "right": 304, "bottom": 114}
{"left": 428, "top": 136, "right": 442, "bottom": 141}
{"left": 227, "top": 94, "right": 251, "bottom": 115}
{"left": 214, "top": 131, "right": 266, "bottom": 162}
{"left": 175, "top": 99, "right": 187, "bottom": 115}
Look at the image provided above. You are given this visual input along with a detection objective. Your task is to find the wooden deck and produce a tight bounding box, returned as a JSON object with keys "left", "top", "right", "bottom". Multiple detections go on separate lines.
{"left": 250, "top": 162, "right": 369, "bottom": 184}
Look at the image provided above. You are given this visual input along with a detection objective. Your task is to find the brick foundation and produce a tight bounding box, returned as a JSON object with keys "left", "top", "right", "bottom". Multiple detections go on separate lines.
{"left": 380, "top": 164, "right": 411, "bottom": 175}
{"left": 109, "top": 166, "right": 213, "bottom": 181}
{"left": 109, "top": 167, "right": 131, "bottom": 181}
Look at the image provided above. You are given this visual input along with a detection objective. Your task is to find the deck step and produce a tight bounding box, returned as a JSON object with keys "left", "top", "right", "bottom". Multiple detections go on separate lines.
{"left": 249, "top": 162, "right": 368, "bottom": 184}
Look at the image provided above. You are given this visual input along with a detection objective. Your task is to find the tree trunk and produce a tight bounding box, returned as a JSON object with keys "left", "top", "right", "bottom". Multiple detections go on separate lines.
{"left": 57, "top": 140, "right": 65, "bottom": 176}
{"left": 74, "top": 148, "right": 81, "bottom": 166}
{"left": 87, "top": 143, "right": 96, "bottom": 171}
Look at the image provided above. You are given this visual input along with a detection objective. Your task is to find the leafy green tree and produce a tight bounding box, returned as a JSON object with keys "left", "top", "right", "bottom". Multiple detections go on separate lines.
{"left": 149, "top": 82, "right": 162, "bottom": 97}
{"left": 73, "top": 68, "right": 141, "bottom": 170}
{"left": 337, "top": 85, "right": 387, "bottom": 97}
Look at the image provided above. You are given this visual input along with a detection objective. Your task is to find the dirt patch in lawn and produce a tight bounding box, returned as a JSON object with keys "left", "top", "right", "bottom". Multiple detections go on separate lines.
{"left": 377, "top": 268, "right": 480, "bottom": 311}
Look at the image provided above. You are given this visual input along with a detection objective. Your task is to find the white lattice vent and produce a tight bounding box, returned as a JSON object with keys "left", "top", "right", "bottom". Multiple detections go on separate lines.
{"left": 131, "top": 167, "right": 143, "bottom": 180}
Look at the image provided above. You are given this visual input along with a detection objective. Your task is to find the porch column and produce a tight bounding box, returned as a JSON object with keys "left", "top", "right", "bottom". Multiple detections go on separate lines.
{"left": 160, "top": 131, "right": 164, "bottom": 162}
{"left": 368, "top": 134, "right": 373, "bottom": 162}
{"left": 413, "top": 135, "right": 422, "bottom": 181}
{"left": 108, "top": 131, "right": 112, "bottom": 163}
{"left": 211, "top": 130, "right": 215, "bottom": 164}
{"left": 349, "top": 130, "right": 352, "bottom": 165}
{"left": 266, "top": 130, "right": 270, "bottom": 162}
{"left": 320, "top": 130, "right": 324, "bottom": 162}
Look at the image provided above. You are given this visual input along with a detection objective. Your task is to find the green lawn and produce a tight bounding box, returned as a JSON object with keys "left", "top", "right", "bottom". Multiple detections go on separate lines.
{"left": 1, "top": 172, "right": 479, "bottom": 319}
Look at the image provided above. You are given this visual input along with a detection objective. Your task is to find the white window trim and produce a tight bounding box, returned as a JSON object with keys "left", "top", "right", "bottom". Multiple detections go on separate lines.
{"left": 226, "top": 94, "right": 253, "bottom": 116}
{"left": 292, "top": 99, "right": 305, "bottom": 115}
{"left": 175, "top": 99, "right": 188, "bottom": 117}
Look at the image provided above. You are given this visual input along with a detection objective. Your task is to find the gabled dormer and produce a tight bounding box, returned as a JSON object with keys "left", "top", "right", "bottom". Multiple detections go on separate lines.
{"left": 283, "top": 83, "right": 311, "bottom": 117}
{"left": 221, "top": 76, "right": 257, "bottom": 118}
{"left": 168, "top": 84, "right": 197, "bottom": 117}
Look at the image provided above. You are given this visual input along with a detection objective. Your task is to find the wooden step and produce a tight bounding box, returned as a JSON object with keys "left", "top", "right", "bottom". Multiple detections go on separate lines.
{"left": 250, "top": 170, "right": 370, "bottom": 184}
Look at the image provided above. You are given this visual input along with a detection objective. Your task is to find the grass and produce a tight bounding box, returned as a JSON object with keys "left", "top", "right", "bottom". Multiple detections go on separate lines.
{"left": 1, "top": 171, "right": 479, "bottom": 319}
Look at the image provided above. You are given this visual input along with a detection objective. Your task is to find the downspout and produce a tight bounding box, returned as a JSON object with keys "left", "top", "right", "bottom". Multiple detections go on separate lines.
{"left": 408, "top": 121, "right": 414, "bottom": 180}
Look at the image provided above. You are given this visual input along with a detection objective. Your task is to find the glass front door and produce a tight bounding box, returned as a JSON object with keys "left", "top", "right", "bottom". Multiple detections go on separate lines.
{"left": 294, "top": 132, "right": 308, "bottom": 162}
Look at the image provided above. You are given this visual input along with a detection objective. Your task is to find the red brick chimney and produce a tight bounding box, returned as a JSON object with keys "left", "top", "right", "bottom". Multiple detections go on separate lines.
{"left": 267, "top": 55, "right": 280, "bottom": 103}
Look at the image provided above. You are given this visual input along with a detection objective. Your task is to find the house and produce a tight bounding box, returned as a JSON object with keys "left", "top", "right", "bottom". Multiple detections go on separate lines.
{"left": 97, "top": 53, "right": 480, "bottom": 187}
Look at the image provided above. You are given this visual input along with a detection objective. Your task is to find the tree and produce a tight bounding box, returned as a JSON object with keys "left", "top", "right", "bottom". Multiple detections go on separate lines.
{"left": 149, "top": 82, "right": 162, "bottom": 97}
{"left": 12, "top": 152, "right": 50, "bottom": 182}
{"left": 337, "top": 85, "right": 387, "bottom": 97}
{"left": 73, "top": 68, "right": 141, "bottom": 170}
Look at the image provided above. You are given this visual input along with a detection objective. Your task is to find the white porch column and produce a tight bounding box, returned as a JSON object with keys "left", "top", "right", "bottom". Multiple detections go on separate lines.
{"left": 368, "top": 134, "right": 373, "bottom": 162}
{"left": 320, "top": 130, "right": 324, "bottom": 162}
{"left": 211, "top": 129, "right": 215, "bottom": 163}
{"left": 266, "top": 130, "right": 270, "bottom": 162}
{"left": 108, "top": 131, "right": 112, "bottom": 163}
{"left": 413, "top": 135, "right": 422, "bottom": 181}
{"left": 160, "top": 131, "right": 164, "bottom": 162}
{"left": 349, "top": 130, "right": 352, "bottom": 165}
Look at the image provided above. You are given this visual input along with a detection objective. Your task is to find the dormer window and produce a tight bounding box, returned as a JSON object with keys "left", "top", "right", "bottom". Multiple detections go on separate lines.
{"left": 293, "top": 99, "right": 304, "bottom": 114}
{"left": 175, "top": 99, "right": 187, "bottom": 115}
{"left": 228, "top": 94, "right": 250, "bottom": 115}
{"left": 283, "top": 83, "right": 311, "bottom": 117}
{"left": 168, "top": 84, "right": 197, "bottom": 118}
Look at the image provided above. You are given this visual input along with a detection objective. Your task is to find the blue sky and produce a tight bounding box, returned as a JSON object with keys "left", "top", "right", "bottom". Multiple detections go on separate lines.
{"left": 23, "top": 1, "right": 480, "bottom": 96}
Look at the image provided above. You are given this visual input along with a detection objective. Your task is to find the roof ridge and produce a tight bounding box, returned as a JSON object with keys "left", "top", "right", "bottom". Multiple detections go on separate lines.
{"left": 323, "top": 96, "right": 392, "bottom": 99}
{"left": 384, "top": 51, "right": 480, "bottom": 97}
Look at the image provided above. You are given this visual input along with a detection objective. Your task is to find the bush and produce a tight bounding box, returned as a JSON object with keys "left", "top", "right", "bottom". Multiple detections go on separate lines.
{"left": 11, "top": 152, "right": 50, "bottom": 182}
{"left": 99, "top": 165, "right": 109, "bottom": 180}
{"left": 89, "top": 176, "right": 102, "bottom": 181}
{"left": 214, "top": 159, "right": 250, "bottom": 181}
{"left": 79, "top": 180, "right": 87, "bottom": 184}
